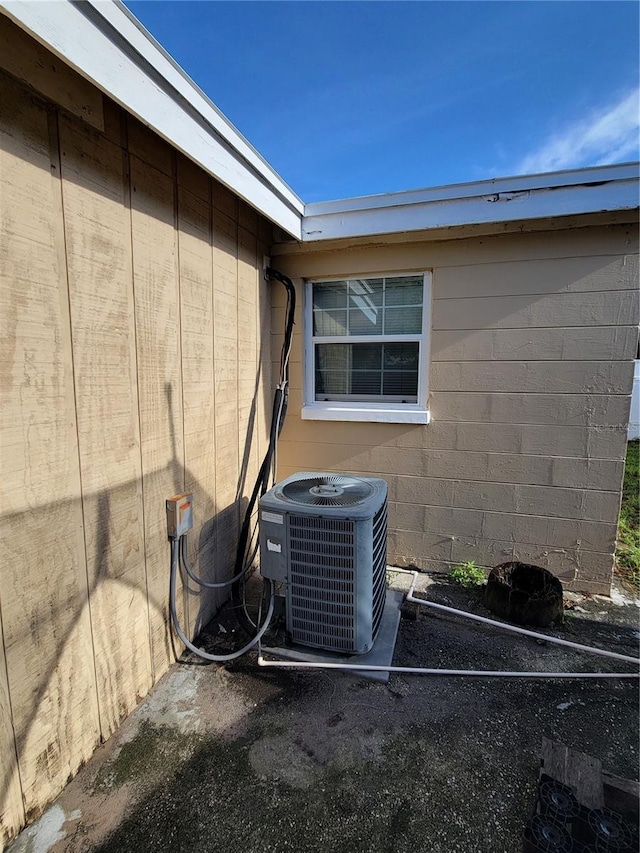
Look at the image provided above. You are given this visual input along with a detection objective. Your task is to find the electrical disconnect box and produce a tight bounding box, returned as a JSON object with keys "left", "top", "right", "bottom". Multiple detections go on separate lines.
{"left": 166, "top": 493, "right": 194, "bottom": 539}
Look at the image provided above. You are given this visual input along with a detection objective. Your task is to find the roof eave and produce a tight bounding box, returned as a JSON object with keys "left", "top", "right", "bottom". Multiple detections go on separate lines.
{"left": 301, "top": 163, "right": 640, "bottom": 242}
{"left": 0, "top": 0, "right": 304, "bottom": 239}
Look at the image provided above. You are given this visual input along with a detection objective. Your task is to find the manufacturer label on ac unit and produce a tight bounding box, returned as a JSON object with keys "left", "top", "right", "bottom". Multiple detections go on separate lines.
{"left": 261, "top": 511, "right": 283, "bottom": 524}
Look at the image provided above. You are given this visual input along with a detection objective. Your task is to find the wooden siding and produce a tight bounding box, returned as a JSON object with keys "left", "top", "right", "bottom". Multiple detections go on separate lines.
{"left": 271, "top": 225, "right": 638, "bottom": 597}
{"left": 0, "top": 55, "right": 270, "bottom": 844}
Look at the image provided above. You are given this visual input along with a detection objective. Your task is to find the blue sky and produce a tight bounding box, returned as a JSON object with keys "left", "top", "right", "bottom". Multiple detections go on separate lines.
{"left": 125, "top": 1, "right": 639, "bottom": 202}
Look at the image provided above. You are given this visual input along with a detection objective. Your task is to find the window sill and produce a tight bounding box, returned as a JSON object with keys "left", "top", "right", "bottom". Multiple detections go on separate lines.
{"left": 301, "top": 403, "right": 431, "bottom": 425}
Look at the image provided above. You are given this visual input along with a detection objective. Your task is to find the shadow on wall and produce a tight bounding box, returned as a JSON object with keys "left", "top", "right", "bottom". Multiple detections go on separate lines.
{"left": 0, "top": 378, "right": 265, "bottom": 839}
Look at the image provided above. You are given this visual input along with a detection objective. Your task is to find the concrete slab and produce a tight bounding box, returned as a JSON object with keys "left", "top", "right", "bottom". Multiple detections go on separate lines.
{"left": 260, "top": 589, "right": 404, "bottom": 683}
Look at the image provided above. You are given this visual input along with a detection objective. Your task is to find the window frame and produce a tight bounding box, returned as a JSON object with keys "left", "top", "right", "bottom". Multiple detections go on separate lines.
{"left": 302, "top": 271, "right": 432, "bottom": 424}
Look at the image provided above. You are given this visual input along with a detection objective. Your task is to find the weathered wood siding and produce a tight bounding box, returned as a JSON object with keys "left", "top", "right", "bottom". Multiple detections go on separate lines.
{"left": 0, "top": 22, "right": 271, "bottom": 845}
{"left": 271, "top": 227, "right": 638, "bottom": 595}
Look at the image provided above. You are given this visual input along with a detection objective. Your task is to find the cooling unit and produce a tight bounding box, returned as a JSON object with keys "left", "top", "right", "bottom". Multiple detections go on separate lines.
{"left": 259, "top": 472, "right": 388, "bottom": 655}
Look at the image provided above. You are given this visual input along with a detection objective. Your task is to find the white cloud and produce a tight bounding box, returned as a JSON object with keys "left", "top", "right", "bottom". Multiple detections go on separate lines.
{"left": 516, "top": 88, "right": 640, "bottom": 175}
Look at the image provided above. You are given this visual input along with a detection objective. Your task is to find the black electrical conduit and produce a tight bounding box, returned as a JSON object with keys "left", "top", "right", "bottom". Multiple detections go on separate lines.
{"left": 232, "top": 268, "right": 296, "bottom": 635}
{"left": 168, "top": 268, "right": 296, "bottom": 660}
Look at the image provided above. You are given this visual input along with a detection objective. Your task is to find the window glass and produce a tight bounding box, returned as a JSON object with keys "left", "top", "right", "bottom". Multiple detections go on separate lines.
{"left": 313, "top": 281, "right": 348, "bottom": 310}
{"left": 314, "top": 278, "right": 422, "bottom": 337}
{"left": 310, "top": 274, "right": 426, "bottom": 405}
{"left": 384, "top": 276, "right": 423, "bottom": 306}
{"left": 315, "top": 342, "right": 419, "bottom": 401}
{"left": 348, "top": 305, "right": 383, "bottom": 335}
{"left": 315, "top": 343, "right": 348, "bottom": 395}
{"left": 384, "top": 306, "right": 422, "bottom": 335}
{"left": 351, "top": 343, "right": 383, "bottom": 394}
{"left": 313, "top": 309, "right": 347, "bottom": 336}
{"left": 383, "top": 342, "right": 419, "bottom": 369}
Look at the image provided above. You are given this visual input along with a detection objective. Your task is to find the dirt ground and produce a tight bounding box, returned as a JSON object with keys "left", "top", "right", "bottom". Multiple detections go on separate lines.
{"left": 8, "top": 572, "right": 639, "bottom": 853}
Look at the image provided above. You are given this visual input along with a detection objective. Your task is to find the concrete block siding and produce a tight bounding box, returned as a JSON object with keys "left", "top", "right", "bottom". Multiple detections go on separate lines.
{"left": 271, "top": 228, "right": 638, "bottom": 595}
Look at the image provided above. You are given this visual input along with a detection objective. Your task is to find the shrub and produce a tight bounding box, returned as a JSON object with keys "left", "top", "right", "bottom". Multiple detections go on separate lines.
{"left": 616, "top": 441, "right": 639, "bottom": 592}
{"left": 449, "top": 561, "right": 485, "bottom": 587}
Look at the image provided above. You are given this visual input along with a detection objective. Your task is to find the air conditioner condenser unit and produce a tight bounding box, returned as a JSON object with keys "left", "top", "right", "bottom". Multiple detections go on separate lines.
{"left": 259, "top": 472, "right": 388, "bottom": 655}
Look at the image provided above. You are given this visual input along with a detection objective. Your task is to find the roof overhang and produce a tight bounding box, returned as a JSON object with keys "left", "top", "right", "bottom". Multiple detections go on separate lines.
{"left": 301, "top": 163, "right": 640, "bottom": 243}
{"left": 0, "top": 0, "right": 304, "bottom": 239}
{"left": 1, "top": 2, "right": 638, "bottom": 248}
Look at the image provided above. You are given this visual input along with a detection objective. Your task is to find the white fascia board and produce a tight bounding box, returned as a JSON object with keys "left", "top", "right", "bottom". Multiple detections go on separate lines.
{"left": 1, "top": 0, "right": 303, "bottom": 238}
{"left": 302, "top": 163, "right": 640, "bottom": 242}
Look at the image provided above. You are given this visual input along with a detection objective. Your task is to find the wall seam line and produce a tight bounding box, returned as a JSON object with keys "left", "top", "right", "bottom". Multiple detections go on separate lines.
{"left": 209, "top": 175, "right": 218, "bottom": 611}
{"left": 270, "top": 241, "right": 636, "bottom": 268}
{"left": 122, "top": 112, "right": 155, "bottom": 686}
{"left": 430, "top": 359, "right": 635, "bottom": 364}
{"left": 388, "top": 501, "right": 618, "bottom": 525}
{"left": 432, "top": 287, "right": 638, "bottom": 303}
{"left": 49, "top": 108, "right": 103, "bottom": 740}
{"left": 173, "top": 150, "right": 188, "bottom": 636}
{"left": 277, "top": 442, "right": 625, "bottom": 464}
{"left": 0, "top": 590, "right": 26, "bottom": 827}
{"left": 274, "top": 465, "right": 621, "bottom": 493}
{"left": 430, "top": 323, "right": 637, "bottom": 333}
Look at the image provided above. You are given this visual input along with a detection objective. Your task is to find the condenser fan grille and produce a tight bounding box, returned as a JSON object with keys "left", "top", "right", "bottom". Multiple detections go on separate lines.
{"left": 281, "top": 475, "right": 375, "bottom": 507}
{"left": 289, "top": 515, "right": 356, "bottom": 652}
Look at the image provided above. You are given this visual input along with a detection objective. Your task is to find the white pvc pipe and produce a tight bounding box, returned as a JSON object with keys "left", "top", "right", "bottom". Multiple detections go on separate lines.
{"left": 389, "top": 568, "right": 640, "bottom": 666}
{"left": 257, "top": 656, "right": 640, "bottom": 679}
{"left": 255, "top": 568, "right": 640, "bottom": 679}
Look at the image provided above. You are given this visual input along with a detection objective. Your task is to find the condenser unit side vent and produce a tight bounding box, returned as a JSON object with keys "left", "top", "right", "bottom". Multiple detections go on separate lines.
{"left": 371, "top": 501, "right": 388, "bottom": 638}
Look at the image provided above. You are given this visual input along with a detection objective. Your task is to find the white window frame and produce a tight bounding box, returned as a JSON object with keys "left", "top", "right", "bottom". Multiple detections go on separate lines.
{"left": 302, "top": 271, "right": 431, "bottom": 424}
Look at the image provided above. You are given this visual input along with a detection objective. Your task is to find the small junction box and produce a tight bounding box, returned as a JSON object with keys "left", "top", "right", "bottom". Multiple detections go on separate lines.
{"left": 166, "top": 493, "right": 194, "bottom": 539}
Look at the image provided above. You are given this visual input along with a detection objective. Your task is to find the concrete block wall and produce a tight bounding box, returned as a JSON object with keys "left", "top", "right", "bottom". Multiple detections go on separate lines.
{"left": 271, "top": 224, "right": 638, "bottom": 595}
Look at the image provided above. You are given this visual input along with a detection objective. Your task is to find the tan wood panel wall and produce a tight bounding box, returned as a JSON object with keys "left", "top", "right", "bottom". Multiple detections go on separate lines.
{"left": 177, "top": 159, "right": 217, "bottom": 637}
{"left": 128, "top": 136, "right": 186, "bottom": 681}
{"left": 0, "top": 51, "right": 272, "bottom": 842}
{"left": 58, "top": 111, "right": 152, "bottom": 740}
{"left": 0, "top": 606, "right": 24, "bottom": 847}
{"left": 212, "top": 191, "right": 241, "bottom": 588}
{"left": 0, "top": 72, "right": 101, "bottom": 835}
{"left": 271, "top": 227, "right": 638, "bottom": 595}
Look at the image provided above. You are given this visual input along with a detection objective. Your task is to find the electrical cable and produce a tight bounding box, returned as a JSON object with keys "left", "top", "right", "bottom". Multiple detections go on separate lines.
{"left": 172, "top": 267, "right": 295, "bottom": 637}
{"left": 179, "top": 534, "right": 246, "bottom": 590}
{"left": 169, "top": 537, "right": 275, "bottom": 662}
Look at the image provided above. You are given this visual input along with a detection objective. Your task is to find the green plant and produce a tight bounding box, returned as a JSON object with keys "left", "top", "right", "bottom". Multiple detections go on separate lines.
{"left": 615, "top": 440, "right": 639, "bottom": 593}
{"left": 449, "top": 561, "right": 485, "bottom": 587}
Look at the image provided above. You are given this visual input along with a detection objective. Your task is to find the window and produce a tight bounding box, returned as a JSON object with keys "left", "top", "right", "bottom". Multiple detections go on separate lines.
{"left": 303, "top": 272, "right": 431, "bottom": 424}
